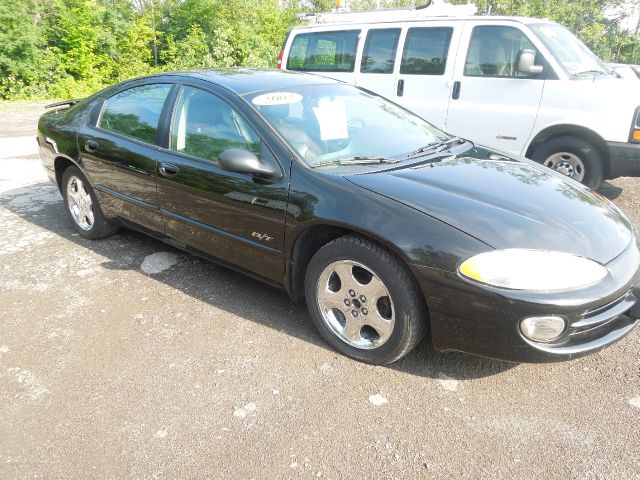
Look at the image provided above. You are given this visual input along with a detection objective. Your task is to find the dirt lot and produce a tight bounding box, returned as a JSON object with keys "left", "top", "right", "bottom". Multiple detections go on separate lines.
{"left": 0, "top": 102, "right": 639, "bottom": 479}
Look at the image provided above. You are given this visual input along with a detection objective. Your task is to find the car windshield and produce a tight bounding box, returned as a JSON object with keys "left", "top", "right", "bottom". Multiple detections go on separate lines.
{"left": 245, "top": 84, "right": 450, "bottom": 168}
{"left": 529, "top": 23, "right": 611, "bottom": 77}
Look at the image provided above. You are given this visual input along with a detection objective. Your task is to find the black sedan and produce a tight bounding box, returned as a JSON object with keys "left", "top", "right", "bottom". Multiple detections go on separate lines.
{"left": 37, "top": 70, "right": 640, "bottom": 365}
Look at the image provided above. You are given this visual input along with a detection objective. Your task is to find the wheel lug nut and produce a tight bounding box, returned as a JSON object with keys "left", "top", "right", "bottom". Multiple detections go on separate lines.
{"left": 352, "top": 310, "right": 358, "bottom": 317}
{"left": 359, "top": 295, "right": 366, "bottom": 303}
{"left": 344, "top": 299, "right": 351, "bottom": 306}
{"left": 361, "top": 308, "right": 368, "bottom": 315}
{"left": 349, "top": 290, "right": 356, "bottom": 297}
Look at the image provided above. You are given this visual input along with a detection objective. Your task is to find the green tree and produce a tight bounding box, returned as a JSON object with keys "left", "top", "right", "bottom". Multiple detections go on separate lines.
{"left": 0, "top": 0, "right": 58, "bottom": 98}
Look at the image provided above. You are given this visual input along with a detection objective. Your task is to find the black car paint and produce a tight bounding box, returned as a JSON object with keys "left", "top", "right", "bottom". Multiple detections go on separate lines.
{"left": 38, "top": 70, "right": 640, "bottom": 363}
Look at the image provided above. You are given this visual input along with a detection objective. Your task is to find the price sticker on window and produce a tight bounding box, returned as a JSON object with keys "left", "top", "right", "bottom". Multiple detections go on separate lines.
{"left": 313, "top": 97, "right": 348, "bottom": 141}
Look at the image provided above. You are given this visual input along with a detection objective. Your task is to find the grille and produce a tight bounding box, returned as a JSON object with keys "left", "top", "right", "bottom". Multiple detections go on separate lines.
{"left": 570, "top": 290, "right": 637, "bottom": 335}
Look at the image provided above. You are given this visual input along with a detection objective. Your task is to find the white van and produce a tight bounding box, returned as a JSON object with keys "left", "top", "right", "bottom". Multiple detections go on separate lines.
{"left": 279, "top": 11, "right": 640, "bottom": 188}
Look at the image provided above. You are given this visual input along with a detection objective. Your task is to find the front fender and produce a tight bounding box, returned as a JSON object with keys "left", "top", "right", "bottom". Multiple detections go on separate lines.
{"left": 284, "top": 167, "right": 491, "bottom": 301}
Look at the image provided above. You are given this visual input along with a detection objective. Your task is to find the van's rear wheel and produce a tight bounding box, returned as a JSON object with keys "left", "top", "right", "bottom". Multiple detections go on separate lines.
{"left": 531, "top": 136, "right": 604, "bottom": 189}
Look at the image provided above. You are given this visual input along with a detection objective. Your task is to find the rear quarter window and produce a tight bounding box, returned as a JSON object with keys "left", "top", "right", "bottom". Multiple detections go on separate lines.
{"left": 287, "top": 30, "right": 360, "bottom": 72}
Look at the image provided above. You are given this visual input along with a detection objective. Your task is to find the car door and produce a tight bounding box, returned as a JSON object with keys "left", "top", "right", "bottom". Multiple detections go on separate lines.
{"left": 445, "top": 22, "right": 547, "bottom": 155}
{"left": 155, "top": 83, "right": 289, "bottom": 282}
{"left": 354, "top": 25, "right": 402, "bottom": 99}
{"left": 78, "top": 82, "right": 175, "bottom": 233}
{"left": 393, "top": 22, "right": 462, "bottom": 130}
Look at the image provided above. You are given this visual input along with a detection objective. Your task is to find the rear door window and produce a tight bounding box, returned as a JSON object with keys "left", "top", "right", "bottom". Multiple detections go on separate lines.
{"left": 400, "top": 27, "right": 453, "bottom": 75}
{"left": 287, "top": 30, "right": 360, "bottom": 72}
{"left": 99, "top": 84, "right": 171, "bottom": 144}
{"left": 360, "top": 28, "right": 401, "bottom": 74}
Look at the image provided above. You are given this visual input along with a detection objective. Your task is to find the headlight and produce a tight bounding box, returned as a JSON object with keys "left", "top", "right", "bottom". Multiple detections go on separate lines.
{"left": 459, "top": 249, "right": 607, "bottom": 291}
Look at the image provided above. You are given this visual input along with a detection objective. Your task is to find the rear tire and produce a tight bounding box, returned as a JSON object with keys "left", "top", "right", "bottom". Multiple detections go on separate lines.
{"left": 304, "top": 235, "right": 427, "bottom": 365}
{"left": 61, "top": 166, "right": 118, "bottom": 240}
{"left": 531, "top": 136, "right": 604, "bottom": 189}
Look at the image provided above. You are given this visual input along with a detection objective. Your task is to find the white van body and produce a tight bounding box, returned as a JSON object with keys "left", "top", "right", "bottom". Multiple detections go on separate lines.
{"left": 280, "top": 14, "right": 640, "bottom": 187}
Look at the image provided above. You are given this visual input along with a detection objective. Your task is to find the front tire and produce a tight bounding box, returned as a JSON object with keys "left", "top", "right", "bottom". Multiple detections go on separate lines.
{"left": 531, "top": 136, "right": 604, "bottom": 189}
{"left": 304, "top": 235, "right": 427, "bottom": 365}
{"left": 61, "top": 166, "right": 118, "bottom": 240}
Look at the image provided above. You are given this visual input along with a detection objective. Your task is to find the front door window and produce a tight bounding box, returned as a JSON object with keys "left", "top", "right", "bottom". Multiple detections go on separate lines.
{"left": 170, "top": 86, "right": 260, "bottom": 163}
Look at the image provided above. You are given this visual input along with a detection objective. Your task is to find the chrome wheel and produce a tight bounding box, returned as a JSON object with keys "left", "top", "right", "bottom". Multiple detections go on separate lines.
{"left": 66, "top": 176, "right": 94, "bottom": 231}
{"left": 316, "top": 260, "right": 394, "bottom": 349}
{"left": 543, "top": 152, "right": 585, "bottom": 182}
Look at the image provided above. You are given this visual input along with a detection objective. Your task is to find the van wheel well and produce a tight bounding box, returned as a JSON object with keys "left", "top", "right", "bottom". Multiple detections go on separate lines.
{"left": 525, "top": 125, "right": 610, "bottom": 176}
{"left": 54, "top": 157, "right": 74, "bottom": 191}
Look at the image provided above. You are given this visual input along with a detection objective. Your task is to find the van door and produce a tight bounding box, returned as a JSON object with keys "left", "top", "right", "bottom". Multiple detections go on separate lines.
{"left": 445, "top": 22, "right": 546, "bottom": 155}
{"left": 354, "top": 25, "right": 402, "bottom": 99}
{"left": 394, "top": 22, "right": 462, "bottom": 130}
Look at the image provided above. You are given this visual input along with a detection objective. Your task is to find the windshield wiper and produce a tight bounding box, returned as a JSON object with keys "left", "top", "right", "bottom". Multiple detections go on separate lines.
{"left": 571, "top": 69, "right": 608, "bottom": 78}
{"left": 310, "top": 156, "right": 399, "bottom": 169}
{"left": 406, "top": 137, "right": 464, "bottom": 159}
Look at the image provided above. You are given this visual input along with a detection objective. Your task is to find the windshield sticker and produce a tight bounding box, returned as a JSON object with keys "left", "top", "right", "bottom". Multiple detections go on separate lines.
{"left": 312, "top": 97, "right": 348, "bottom": 141}
{"left": 252, "top": 92, "right": 303, "bottom": 106}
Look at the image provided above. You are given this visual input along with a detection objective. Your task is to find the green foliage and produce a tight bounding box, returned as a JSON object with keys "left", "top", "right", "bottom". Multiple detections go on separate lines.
{"left": 0, "top": 0, "right": 301, "bottom": 99}
{"left": 0, "top": 0, "right": 638, "bottom": 100}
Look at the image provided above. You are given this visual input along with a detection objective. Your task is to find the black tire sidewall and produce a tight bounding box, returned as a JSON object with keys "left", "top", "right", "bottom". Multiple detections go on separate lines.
{"left": 532, "top": 136, "right": 604, "bottom": 189}
{"left": 61, "top": 166, "right": 114, "bottom": 240}
{"left": 304, "top": 237, "right": 425, "bottom": 365}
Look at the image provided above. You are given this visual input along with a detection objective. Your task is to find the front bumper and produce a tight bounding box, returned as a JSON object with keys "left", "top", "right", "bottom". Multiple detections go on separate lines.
{"left": 607, "top": 141, "right": 640, "bottom": 178}
{"left": 414, "top": 239, "right": 640, "bottom": 363}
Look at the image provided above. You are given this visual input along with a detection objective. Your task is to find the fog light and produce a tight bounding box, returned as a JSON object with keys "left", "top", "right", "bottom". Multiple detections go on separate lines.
{"left": 520, "top": 316, "right": 566, "bottom": 342}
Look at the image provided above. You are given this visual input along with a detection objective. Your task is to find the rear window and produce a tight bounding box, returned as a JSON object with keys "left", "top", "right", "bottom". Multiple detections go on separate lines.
{"left": 287, "top": 30, "right": 360, "bottom": 72}
{"left": 400, "top": 27, "right": 453, "bottom": 75}
{"left": 361, "top": 28, "right": 401, "bottom": 74}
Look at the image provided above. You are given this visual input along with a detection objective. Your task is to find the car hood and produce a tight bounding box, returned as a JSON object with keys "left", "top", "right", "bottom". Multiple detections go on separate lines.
{"left": 346, "top": 156, "right": 633, "bottom": 264}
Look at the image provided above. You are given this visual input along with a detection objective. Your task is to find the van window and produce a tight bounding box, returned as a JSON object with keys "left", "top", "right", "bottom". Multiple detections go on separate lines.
{"left": 400, "top": 27, "right": 453, "bottom": 75}
{"left": 465, "top": 26, "right": 540, "bottom": 78}
{"left": 287, "top": 30, "right": 360, "bottom": 72}
{"left": 361, "top": 28, "right": 401, "bottom": 74}
{"left": 99, "top": 84, "right": 171, "bottom": 144}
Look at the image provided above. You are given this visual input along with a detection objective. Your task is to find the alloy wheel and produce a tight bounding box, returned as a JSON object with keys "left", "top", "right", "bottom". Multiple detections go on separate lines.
{"left": 316, "top": 260, "right": 395, "bottom": 349}
{"left": 66, "top": 176, "right": 94, "bottom": 231}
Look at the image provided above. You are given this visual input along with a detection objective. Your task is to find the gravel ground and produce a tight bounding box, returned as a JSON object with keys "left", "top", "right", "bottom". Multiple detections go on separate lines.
{"left": 0, "top": 103, "right": 639, "bottom": 479}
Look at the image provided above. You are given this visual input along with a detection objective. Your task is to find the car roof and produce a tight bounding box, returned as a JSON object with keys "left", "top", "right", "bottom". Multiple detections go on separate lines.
{"left": 292, "top": 15, "right": 552, "bottom": 29}
{"left": 148, "top": 68, "right": 342, "bottom": 96}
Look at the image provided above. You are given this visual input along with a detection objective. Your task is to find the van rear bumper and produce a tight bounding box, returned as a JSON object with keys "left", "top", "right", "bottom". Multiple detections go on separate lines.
{"left": 607, "top": 141, "right": 640, "bottom": 178}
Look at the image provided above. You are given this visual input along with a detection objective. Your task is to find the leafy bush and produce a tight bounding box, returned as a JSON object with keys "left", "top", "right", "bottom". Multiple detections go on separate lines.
{"left": 0, "top": 0, "right": 638, "bottom": 101}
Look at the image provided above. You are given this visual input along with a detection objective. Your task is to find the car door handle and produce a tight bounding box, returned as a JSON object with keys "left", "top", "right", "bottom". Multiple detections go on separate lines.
{"left": 159, "top": 162, "right": 180, "bottom": 177}
{"left": 397, "top": 79, "right": 404, "bottom": 97}
{"left": 452, "top": 81, "right": 461, "bottom": 100}
{"left": 85, "top": 140, "right": 98, "bottom": 152}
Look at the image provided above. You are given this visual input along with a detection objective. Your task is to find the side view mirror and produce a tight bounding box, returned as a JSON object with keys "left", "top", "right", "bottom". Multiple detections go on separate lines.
{"left": 218, "top": 148, "right": 281, "bottom": 178}
{"left": 517, "top": 49, "right": 544, "bottom": 75}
